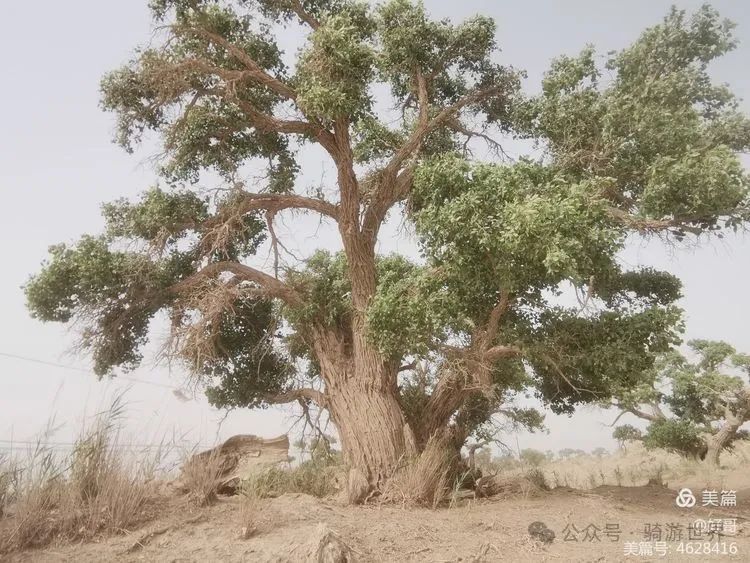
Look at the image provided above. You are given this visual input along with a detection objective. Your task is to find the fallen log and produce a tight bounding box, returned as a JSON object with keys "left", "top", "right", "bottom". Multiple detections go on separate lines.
{"left": 177, "top": 434, "right": 290, "bottom": 494}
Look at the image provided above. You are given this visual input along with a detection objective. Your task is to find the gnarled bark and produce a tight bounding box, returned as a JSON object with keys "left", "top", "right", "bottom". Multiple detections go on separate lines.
{"left": 325, "top": 366, "right": 417, "bottom": 503}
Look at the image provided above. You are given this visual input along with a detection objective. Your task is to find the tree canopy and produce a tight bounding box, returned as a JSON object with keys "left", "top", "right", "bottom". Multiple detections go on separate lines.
{"left": 25, "top": 1, "right": 750, "bottom": 500}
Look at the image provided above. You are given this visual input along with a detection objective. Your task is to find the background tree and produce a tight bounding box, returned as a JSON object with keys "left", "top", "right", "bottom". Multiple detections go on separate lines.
{"left": 591, "top": 447, "right": 608, "bottom": 458}
{"left": 612, "top": 425, "right": 643, "bottom": 450}
{"left": 26, "top": 1, "right": 750, "bottom": 502}
{"left": 557, "top": 448, "right": 586, "bottom": 459}
{"left": 610, "top": 340, "right": 750, "bottom": 465}
{"left": 519, "top": 448, "right": 547, "bottom": 467}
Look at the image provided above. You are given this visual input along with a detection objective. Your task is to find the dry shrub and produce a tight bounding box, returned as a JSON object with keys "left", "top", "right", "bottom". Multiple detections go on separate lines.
{"left": 474, "top": 472, "right": 547, "bottom": 500}
{"left": 524, "top": 468, "right": 550, "bottom": 491}
{"left": 0, "top": 397, "right": 160, "bottom": 554}
{"left": 242, "top": 457, "right": 340, "bottom": 500}
{"left": 180, "top": 449, "right": 226, "bottom": 506}
{"left": 1, "top": 445, "right": 64, "bottom": 552}
{"left": 0, "top": 455, "right": 19, "bottom": 517}
{"left": 532, "top": 440, "right": 750, "bottom": 491}
{"left": 448, "top": 468, "right": 477, "bottom": 508}
{"left": 238, "top": 489, "right": 267, "bottom": 540}
{"left": 380, "top": 443, "right": 458, "bottom": 508}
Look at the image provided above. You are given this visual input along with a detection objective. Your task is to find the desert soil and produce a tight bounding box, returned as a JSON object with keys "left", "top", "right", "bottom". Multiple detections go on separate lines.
{"left": 4, "top": 478, "right": 750, "bottom": 563}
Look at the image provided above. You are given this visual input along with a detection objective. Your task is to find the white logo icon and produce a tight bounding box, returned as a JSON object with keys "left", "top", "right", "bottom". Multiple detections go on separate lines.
{"left": 676, "top": 488, "right": 696, "bottom": 508}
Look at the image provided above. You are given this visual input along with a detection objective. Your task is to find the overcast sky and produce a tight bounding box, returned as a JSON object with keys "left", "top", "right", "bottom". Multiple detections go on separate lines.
{"left": 1, "top": 1, "right": 749, "bottom": 457}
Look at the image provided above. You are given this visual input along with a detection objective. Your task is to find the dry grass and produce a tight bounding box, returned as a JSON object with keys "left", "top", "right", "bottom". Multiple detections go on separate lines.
{"left": 380, "top": 443, "right": 458, "bottom": 508}
{"left": 0, "top": 398, "right": 161, "bottom": 554}
{"left": 238, "top": 490, "right": 266, "bottom": 540}
{"left": 0, "top": 455, "right": 19, "bottom": 517}
{"left": 241, "top": 457, "right": 341, "bottom": 500}
{"left": 514, "top": 441, "right": 750, "bottom": 491}
{"left": 179, "top": 448, "right": 226, "bottom": 507}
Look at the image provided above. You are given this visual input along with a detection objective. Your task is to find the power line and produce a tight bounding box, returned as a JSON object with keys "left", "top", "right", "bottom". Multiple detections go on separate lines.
{"left": 0, "top": 351, "right": 176, "bottom": 390}
{"left": 0, "top": 439, "right": 211, "bottom": 450}
{"left": 0, "top": 352, "right": 221, "bottom": 450}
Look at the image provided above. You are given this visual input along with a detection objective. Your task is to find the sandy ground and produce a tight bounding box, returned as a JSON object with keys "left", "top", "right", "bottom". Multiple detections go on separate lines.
{"left": 4, "top": 480, "right": 749, "bottom": 563}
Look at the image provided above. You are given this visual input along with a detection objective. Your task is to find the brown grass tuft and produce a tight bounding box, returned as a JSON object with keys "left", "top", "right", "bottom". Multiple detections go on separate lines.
{"left": 238, "top": 490, "right": 265, "bottom": 540}
{"left": 381, "top": 442, "right": 459, "bottom": 508}
{"left": 179, "top": 449, "right": 226, "bottom": 507}
{"left": 0, "top": 397, "right": 160, "bottom": 554}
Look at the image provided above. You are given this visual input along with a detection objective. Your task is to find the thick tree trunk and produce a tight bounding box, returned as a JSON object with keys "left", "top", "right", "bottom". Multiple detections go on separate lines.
{"left": 704, "top": 419, "right": 743, "bottom": 467}
{"left": 314, "top": 335, "right": 474, "bottom": 504}
{"left": 327, "top": 378, "right": 416, "bottom": 502}
{"left": 704, "top": 390, "right": 750, "bottom": 467}
{"left": 705, "top": 428, "right": 732, "bottom": 467}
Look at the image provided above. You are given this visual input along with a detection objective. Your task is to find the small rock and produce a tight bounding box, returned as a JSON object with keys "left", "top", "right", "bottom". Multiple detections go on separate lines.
{"left": 528, "top": 521, "right": 555, "bottom": 544}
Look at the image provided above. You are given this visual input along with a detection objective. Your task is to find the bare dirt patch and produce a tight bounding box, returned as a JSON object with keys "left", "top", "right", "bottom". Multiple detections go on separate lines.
{"left": 3, "top": 484, "right": 748, "bottom": 562}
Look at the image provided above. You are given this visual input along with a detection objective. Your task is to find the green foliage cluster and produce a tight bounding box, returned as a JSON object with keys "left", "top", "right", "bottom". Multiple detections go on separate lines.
{"left": 642, "top": 418, "right": 707, "bottom": 459}
{"left": 612, "top": 424, "right": 643, "bottom": 448}
{"left": 516, "top": 5, "right": 750, "bottom": 234}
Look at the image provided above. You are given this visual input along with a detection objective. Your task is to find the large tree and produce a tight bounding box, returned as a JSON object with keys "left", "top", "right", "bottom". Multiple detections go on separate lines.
{"left": 26, "top": 1, "right": 750, "bottom": 502}
{"left": 611, "top": 340, "right": 750, "bottom": 465}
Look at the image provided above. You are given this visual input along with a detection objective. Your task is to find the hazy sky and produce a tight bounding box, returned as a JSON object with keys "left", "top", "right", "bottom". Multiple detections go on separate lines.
{"left": 1, "top": 1, "right": 749, "bottom": 456}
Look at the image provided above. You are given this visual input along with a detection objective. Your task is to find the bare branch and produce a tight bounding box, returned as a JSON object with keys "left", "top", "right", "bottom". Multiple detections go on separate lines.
{"left": 200, "top": 191, "right": 339, "bottom": 257}
{"left": 266, "top": 210, "right": 280, "bottom": 278}
{"left": 381, "top": 84, "right": 505, "bottom": 181}
{"left": 288, "top": 0, "right": 320, "bottom": 30}
{"left": 607, "top": 408, "right": 629, "bottom": 427}
{"left": 447, "top": 117, "right": 511, "bottom": 160}
{"left": 231, "top": 91, "right": 321, "bottom": 136}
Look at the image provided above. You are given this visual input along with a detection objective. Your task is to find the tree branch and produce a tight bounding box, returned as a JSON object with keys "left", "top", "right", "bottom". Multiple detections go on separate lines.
{"left": 362, "top": 164, "right": 416, "bottom": 236}
{"left": 288, "top": 0, "right": 320, "bottom": 30}
{"left": 611, "top": 401, "right": 664, "bottom": 423}
{"left": 219, "top": 191, "right": 339, "bottom": 220}
{"left": 607, "top": 409, "right": 629, "bottom": 427}
{"left": 178, "top": 26, "right": 297, "bottom": 100}
{"left": 265, "top": 387, "right": 327, "bottom": 407}
{"left": 171, "top": 37, "right": 338, "bottom": 154}
{"left": 364, "top": 84, "right": 506, "bottom": 236}
{"left": 381, "top": 84, "right": 505, "bottom": 181}
{"left": 333, "top": 118, "right": 360, "bottom": 231}
{"left": 607, "top": 207, "right": 708, "bottom": 235}
{"left": 172, "top": 261, "right": 302, "bottom": 306}
{"left": 481, "top": 293, "right": 513, "bottom": 353}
